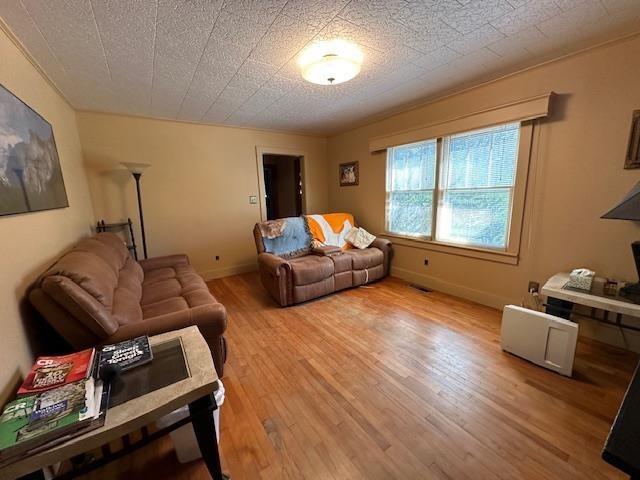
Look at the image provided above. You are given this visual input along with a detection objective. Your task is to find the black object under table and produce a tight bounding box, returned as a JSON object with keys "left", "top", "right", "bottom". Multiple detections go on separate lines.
{"left": 602, "top": 360, "right": 640, "bottom": 479}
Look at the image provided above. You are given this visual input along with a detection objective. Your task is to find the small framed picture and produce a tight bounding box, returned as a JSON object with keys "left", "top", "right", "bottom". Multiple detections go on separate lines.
{"left": 625, "top": 110, "right": 640, "bottom": 169}
{"left": 339, "top": 161, "right": 359, "bottom": 186}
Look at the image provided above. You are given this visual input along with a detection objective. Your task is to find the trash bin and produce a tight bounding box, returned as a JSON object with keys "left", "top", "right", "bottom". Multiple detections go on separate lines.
{"left": 157, "top": 379, "right": 225, "bottom": 463}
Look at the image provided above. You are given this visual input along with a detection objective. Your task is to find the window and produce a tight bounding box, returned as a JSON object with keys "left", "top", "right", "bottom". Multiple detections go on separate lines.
{"left": 386, "top": 122, "right": 523, "bottom": 251}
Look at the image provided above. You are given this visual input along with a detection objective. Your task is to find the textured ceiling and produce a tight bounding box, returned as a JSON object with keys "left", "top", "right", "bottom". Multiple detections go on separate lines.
{"left": 1, "top": 0, "right": 639, "bottom": 135}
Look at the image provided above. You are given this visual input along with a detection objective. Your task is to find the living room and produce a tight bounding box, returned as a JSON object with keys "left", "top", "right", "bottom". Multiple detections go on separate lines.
{"left": 1, "top": 1, "right": 640, "bottom": 479}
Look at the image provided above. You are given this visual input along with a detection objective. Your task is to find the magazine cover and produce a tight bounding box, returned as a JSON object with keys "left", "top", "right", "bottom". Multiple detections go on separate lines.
{"left": 99, "top": 336, "right": 153, "bottom": 372}
{"left": 0, "top": 379, "right": 95, "bottom": 461}
{"left": 17, "top": 349, "right": 96, "bottom": 396}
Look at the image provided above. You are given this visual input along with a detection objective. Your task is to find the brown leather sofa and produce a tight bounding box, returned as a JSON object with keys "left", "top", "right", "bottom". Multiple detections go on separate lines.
{"left": 253, "top": 218, "right": 392, "bottom": 306}
{"left": 29, "top": 232, "right": 227, "bottom": 376}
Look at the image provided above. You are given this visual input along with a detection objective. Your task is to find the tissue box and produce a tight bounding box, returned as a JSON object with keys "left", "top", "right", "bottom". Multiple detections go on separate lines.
{"left": 567, "top": 269, "right": 594, "bottom": 291}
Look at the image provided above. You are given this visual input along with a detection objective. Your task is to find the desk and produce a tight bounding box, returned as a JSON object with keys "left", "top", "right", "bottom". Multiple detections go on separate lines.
{"left": 542, "top": 273, "right": 640, "bottom": 331}
{"left": 0, "top": 326, "right": 225, "bottom": 480}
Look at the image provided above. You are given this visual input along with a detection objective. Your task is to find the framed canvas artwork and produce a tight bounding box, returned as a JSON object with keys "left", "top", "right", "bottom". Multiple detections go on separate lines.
{"left": 339, "top": 161, "right": 359, "bottom": 186}
{"left": 0, "top": 83, "right": 68, "bottom": 216}
{"left": 625, "top": 110, "right": 640, "bottom": 169}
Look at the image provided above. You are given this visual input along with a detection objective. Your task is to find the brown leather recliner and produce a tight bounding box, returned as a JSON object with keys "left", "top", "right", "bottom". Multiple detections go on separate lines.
{"left": 253, "top": 217, "right": 392, "bottom": 306}
{"left": 29, "top": 232, "right": 228, "bottom": 377}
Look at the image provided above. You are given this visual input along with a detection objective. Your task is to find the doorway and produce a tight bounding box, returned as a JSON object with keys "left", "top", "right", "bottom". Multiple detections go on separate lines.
{"left": 261, "top": 154, "right": 303, "bottom": 220}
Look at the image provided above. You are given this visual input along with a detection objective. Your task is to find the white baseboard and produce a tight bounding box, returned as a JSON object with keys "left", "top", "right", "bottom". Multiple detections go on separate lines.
{"left": 576, "top": 317, "right": 640, "bottom": 353}
{"left": 391, "top": 267, "right": 640, "bottom": 353}
{"left": 391, "top": 266, "right": 513, "bottom": 310}
{"left": 199, "top": 262, "right": 257, "bottom": 281}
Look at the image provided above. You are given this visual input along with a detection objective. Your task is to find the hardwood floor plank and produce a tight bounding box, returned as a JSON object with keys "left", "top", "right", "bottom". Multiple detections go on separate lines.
{"left": 80, "top": 274, "right": 636, "bottom": 480}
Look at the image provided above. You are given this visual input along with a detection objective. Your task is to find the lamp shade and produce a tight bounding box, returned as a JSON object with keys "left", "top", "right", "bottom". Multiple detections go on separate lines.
{"left": 120, "top": 162, "right": 151, "bottom": 175}
{"left": 601, "top": 181, "right": 640, "bottom": 220}
{"left": 298, "top": 39, "right": 363, "bottom": 85}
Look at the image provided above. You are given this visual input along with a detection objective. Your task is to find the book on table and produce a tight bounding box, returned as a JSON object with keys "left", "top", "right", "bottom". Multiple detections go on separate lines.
{"left": 98, "top": 335, "right": 153, "bottom": 372}
{"left": 0, "top": 348, "right": 109, "bottom": 464}
{"left": 17, "top": 348, "right": 96, "bottom": 396}
{"left": 0, "top": 336, "right": 153, "bottom": 463}
{"left": 0, "top": 378, "right": 106, "bottom": 462}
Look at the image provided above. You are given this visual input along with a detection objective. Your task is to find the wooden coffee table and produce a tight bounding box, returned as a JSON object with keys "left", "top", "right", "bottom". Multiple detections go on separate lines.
{"left": 0, "top": 326, "right": 226, "bottom": 480}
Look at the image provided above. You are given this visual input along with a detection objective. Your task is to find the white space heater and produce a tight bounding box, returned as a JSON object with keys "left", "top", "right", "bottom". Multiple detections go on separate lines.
{"left": 501, "top": 305, "right": 578, "bottom": 377}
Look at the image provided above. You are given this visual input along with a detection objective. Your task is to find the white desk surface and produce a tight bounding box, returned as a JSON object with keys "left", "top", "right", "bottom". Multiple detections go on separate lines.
{"left": 542, "top": 272, "right": 640, "bottom": 318}
{"left": 0, "top": 326, "right": 217, "bottom": 480}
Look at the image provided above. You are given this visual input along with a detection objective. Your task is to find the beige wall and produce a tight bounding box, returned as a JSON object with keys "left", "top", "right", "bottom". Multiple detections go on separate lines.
{"left": 78, "top": 112, "right": 327, "bottom": 279}
{"left": 328, "top": 35, "right": 640, "bottom": 349}
{"left": 0, "top": 26, "right": 95, "bottom": 398}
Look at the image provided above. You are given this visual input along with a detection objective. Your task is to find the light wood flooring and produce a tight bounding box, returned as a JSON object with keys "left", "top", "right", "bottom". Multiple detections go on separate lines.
{"left": 83, "top": 274, "right": 637, "bottom": 479}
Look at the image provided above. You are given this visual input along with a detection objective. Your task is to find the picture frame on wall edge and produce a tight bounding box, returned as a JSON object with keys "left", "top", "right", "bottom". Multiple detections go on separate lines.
{"left": 339, "top": 161, "right": 359, "bottom": 187}
{"left": 624, "top": 110, "right": 640, "bottom": 169}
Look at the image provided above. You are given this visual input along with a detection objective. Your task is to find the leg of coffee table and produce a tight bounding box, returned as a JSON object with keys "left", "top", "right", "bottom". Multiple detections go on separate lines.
{"left": 188, "top": 394, "right": 227, "bottom": 480}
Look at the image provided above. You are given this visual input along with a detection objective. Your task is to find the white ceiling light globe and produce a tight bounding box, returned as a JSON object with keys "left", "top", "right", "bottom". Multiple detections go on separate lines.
{"left": 298, "top": 39, "right": 363, "bottom": 85}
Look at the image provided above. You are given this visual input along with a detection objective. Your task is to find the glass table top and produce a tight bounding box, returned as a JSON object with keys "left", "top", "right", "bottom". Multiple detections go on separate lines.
{"left": 109, "top": 337, "right": 190, "bottom": 407}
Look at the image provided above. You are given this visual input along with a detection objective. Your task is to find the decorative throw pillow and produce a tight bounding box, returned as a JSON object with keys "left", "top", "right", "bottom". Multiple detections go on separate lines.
{"left": 345, "top": 227, "right": 376, "bottom": 249}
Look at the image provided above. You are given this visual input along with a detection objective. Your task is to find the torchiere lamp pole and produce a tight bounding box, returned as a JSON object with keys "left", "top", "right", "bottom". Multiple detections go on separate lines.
{"left": 121, "top": 162, "right": 151, "bottom": 259}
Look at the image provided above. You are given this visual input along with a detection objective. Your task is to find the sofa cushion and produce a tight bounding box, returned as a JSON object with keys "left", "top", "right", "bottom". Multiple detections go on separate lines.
{"left": 141, "top": 278, "right": 181, "bottom": 305}
{"left": 40, "top": 250, "right": 118, "bottom": 310}
{"left": 353, "top": 264, "right": 385, "bottom": 286}
{"left": 293, "top": 277, "right": 334, "bottom": 303}
{"left": 330, "top": 253, "right": 352, "bottom": 273}
{"left": 112, "top": 286, "right": 143, "bottom": 325}
{"left": 141, "top": 297, "right": 189, "bottom": 319}
{"left": 345, "top": 248, "right": 384, "bottom": 270}
{"left": 143, "top": 267, "right": 177, "bottom": 285}
{"left": 40, "top": 275, "right": 119, "bottom": 338}
{"left": 94, "top": 232, "right": 130, "bottom": 265}
{"left": 73, "top": 238, "right": 126, "bottom": 276}
{"left": 289, "top": 255, "right": 334, "bottom": 286}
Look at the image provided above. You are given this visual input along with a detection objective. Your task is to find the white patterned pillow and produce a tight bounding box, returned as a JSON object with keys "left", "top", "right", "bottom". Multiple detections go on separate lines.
{"left": 345, "top": 227, "right": 376, "bottom": 249}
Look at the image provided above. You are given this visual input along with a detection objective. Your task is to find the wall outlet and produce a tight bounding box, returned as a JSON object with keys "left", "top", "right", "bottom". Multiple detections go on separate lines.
{"left": 424, "top": 258, "right": 429, "bottom": 266}
{"left": 249, "top": 195, "right": 258, "bottom": 204}
{"left": 528, "top": 281, "right": 539, "bottom": 294}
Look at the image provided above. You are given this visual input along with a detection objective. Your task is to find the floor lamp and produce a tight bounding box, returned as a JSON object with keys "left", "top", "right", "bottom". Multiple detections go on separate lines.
{"left": 601, "top": 180, "right": 640, "bottom": 303}
{"left": 121, "top": 162, "right": 151, "bottom": 259}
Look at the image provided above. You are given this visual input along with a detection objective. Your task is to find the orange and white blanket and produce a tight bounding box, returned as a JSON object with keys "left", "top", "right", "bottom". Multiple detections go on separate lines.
{"left": 306, "top": 213, "right": 354, "bottom": 250}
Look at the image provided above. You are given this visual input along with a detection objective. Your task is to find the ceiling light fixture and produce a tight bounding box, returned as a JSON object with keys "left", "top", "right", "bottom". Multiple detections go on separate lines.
{"left": 298, "top": 39, "right": 363, "bottom": 85}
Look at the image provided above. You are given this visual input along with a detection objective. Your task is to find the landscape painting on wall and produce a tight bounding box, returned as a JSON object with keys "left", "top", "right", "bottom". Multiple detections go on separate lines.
{"left": 0, "top": 83, "right": 68, "bottom": 216}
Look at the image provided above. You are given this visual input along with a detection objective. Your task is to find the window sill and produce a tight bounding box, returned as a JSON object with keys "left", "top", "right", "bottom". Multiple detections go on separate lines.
{"left": 380, "top": 233, "right": 519, "bottom": 265}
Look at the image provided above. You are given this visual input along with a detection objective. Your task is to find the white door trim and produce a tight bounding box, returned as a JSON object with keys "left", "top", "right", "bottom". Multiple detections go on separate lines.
{"left": 255, "top": 146, "right": 308, "bottom": 222}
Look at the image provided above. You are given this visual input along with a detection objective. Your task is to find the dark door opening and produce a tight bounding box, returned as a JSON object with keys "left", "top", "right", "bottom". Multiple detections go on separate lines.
{"left": 262, "top": 154, "right": 303, "bottom": 220}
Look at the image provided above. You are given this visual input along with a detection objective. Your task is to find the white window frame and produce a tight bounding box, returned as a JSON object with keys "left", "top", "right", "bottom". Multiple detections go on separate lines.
{"left": 384, "top": 139, "right": 438, "bottom": 239}
{"left": 384, "top": 121, "right": 534, "bottom": 265}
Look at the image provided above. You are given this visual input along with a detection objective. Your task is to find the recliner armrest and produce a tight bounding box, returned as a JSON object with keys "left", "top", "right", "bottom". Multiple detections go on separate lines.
{"left": 258, "top": 253, "right": 290, "bottom": 277}
{"left": 138, "top": 254, "right": 190, "bottom": 272}
{"left": 370, "top": 238, "right": 393, "bottom": 275}
{"left": 371, "top": 237, "right": 391, "bottom": 251}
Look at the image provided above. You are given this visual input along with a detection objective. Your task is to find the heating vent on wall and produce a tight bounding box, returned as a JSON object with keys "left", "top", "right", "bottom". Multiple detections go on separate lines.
{"left": 409, "top": 283, "right": 432, "bottom": 293}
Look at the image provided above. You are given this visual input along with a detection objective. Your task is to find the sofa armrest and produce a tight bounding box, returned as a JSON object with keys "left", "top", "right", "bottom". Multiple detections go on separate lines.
{"left": 371, "top": 237, "right": 391, "bottom": 251}
{"left": 106, "top": 303, "right": 228, "bottom": 343}
{"left": 138, "top": 254, "right": 189, "bottom": 272}
{"left": 258, "top": 253, "right": 290, "bottom": 277}
{"left": 370, "top": 237, "right": 393, "bottom": 275}
{"left": 257, "top": 253, "right": 291, "bottom": 306}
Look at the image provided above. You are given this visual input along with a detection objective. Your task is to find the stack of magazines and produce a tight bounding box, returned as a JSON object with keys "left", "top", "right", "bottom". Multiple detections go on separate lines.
{"left": 0, "top": 335, "right": 152, "bottom": 464}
